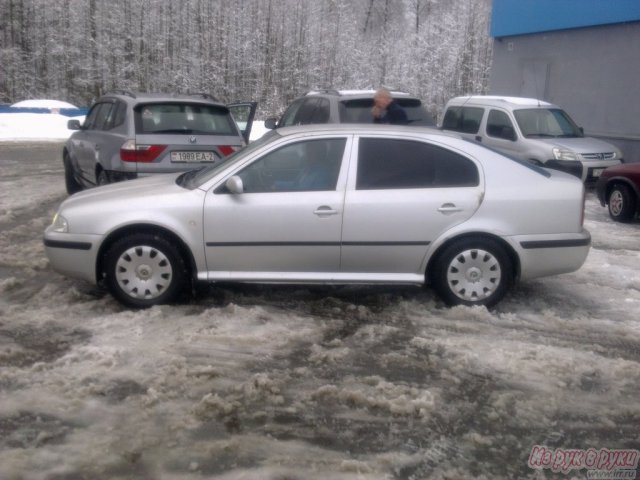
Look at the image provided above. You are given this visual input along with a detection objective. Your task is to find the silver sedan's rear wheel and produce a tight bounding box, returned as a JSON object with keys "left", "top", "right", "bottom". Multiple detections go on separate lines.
{"left": 431, "top": 238, "right": 513, "bottom": 307}
{"left": 104, "top": 233, "right": 187, "bottom": 308}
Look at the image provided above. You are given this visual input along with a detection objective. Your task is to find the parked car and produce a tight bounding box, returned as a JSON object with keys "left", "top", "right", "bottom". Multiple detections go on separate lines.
{"left": 63, "top": 90, "right": 256, "bottom": 194}
{"left": 595, "top": 162, "right": 640, "bottom": 222}
{"left": 44, "top": 124, "right": 590, "bottom": 309}
{"left": 264, "top": 89, "right": 435, "bottom": 129}
{"left": 440, "top": 96, "right": 623, "bottom": 183}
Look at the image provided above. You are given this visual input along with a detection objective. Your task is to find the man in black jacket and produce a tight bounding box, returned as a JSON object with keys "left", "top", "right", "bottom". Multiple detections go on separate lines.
{"left": 372, "top": 88, "right": 409, "bottom": 125}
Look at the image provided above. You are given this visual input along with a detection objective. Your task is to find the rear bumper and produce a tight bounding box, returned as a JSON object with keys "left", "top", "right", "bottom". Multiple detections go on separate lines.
{"left": 512, "top": 230, "right": 591, "bottom": 280}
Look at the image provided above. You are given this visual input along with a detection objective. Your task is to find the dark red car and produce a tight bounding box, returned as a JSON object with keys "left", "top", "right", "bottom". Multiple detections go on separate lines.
{"left": 596, "top": 162, "right": 640, "bottom": 222}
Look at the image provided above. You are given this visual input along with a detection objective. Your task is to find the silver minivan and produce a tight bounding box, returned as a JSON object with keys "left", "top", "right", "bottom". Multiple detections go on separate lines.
{"left": 441, "top": 96, "right": 623, "bottom": 182}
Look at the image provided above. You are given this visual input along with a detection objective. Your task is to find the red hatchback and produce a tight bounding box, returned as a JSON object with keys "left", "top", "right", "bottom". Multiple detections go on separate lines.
{"left": 596, "top": 162, "right": 640, "bottom": 222}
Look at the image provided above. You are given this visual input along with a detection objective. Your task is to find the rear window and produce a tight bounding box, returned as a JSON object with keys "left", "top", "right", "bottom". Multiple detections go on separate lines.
{"left": 442, "top": 106, "right": 484, "bottom": 134}
{"left": 339, "top": 98, "right": 434, "bottom": 126}
{"left": 135, "top": 103, "right": 238, "bottom": 135}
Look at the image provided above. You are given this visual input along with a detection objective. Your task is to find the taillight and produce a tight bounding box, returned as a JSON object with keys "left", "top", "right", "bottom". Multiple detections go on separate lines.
{"left": 120, "top": 139, "right": 167, "bottom": 163}
{"left": 218, "top": 145, "right": 239, "bottom": 157}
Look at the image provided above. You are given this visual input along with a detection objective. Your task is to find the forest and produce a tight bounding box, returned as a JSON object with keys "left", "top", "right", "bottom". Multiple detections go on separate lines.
{"left": 0, "top": 0, "right": 492, "bottom": 118}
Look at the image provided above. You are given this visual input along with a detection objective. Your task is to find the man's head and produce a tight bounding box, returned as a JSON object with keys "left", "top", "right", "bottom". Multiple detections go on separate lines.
{"left": 373, "top": 88, "right": 393, "bottom": 109}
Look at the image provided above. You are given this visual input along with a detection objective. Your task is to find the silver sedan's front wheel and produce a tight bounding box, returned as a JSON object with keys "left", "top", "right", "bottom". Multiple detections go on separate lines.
{"left": 431, "top": 238, "right": 513, "bottom": 307}
{"left": 115, "top": 245, "right": 173, "bottom": 300}
{"left": 104, "top": 233, "right": 187, "bottom": 308}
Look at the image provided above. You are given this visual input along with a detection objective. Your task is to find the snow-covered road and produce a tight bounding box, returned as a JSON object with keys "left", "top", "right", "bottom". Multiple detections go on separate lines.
{"left": 1, "top": 142, "right": 638, "bottom": 479}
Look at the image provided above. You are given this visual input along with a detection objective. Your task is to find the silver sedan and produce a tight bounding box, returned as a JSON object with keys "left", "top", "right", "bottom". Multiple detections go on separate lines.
{"left": 44, "top": 124, "right": 591, "bottom": 308}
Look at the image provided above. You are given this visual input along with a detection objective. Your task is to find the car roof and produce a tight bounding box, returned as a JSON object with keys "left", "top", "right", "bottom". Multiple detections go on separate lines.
{"left": 99, "top": 91, "right": 224, "bottom": 105}
{"left": 304, "top": 89, "right": 416, "bottom": 99}
{"left": 446, "top": 95, "right": 557, "bottom": 109}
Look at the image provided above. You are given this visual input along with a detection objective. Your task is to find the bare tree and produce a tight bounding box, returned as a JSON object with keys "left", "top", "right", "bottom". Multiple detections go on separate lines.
{"left": 0, "top": 0, "right": 492, "bottom": 118}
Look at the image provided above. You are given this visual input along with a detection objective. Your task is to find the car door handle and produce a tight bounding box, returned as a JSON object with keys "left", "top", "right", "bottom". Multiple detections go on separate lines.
{"left": 314, "top": 206, "right": 338, "bottom": 216}
{"left": 438, "top": 203, "right": 463, "bottom": 214}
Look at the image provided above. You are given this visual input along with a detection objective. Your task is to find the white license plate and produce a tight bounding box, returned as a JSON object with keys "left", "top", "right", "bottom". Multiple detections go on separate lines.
{"left": 591, "top": 168, "right": 604, "bottom": 178}
{"left": 170, "top": 151, "right": 215, "bottom": 163}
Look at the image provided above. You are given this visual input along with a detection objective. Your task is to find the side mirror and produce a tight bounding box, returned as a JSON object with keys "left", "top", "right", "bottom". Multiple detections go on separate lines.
{"left": 264, "top": 117, "right": 278, "bottom": 130}
{"left": 225, "top": 175, "right": 244, "bottom": 194}
{"left": 67, "top": 119, "right": 82, "bottom": 130}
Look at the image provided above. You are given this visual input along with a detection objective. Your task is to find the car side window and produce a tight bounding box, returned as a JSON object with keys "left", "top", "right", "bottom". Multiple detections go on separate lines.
{"left": 486, "top": 109, "right": 517, "bottom": 141}
{"left": 90, "top": 103, "right": 114, "bottom": 131}
{"left": 279, "top": 99, "right": 305, "bottom": 127}
{"left": 442, "top": 106, "right": 484, "bottom": 134}
{"left": 293, "top": 98, "right": 320, "bottom": 125}
{"left": 236, "top": 138, "right": 346, "bottom": 193}
{"left": 356, "top": 138, "right": 479, "bottom": 190}
{"left": 309, "top": 98, "right": 330, "bottom": 123}
{"left": 82, "top": 104, "right": 102, "bottom": 130}
{"left": 110, "top": 101, "right": 127, "bottom": 129}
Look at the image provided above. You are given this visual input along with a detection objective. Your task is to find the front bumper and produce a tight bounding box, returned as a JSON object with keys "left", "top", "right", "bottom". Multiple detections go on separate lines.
{"left": 43, "top": 228, "right": 101, "bottom": 284}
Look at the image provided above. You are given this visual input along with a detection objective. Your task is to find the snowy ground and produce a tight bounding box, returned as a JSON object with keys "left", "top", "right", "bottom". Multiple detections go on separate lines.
{"left": 0, "top": 142, "right": 639, "bottom": 480}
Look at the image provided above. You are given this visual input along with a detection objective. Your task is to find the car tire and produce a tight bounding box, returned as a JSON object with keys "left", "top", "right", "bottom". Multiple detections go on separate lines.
{"left": 608, "top": 183, "right": 636, "bottom": 222}
{"left": 63, "top": 153, "right": 82, "bottom": 195}
{"left": 104, "top": 233, "right": 188, "bottom": 308}
{"left": 430, "top": 237, "right": 513, "bottom": 308}
{"left": 97, "top": 169, "right": 110, "bottom": 186}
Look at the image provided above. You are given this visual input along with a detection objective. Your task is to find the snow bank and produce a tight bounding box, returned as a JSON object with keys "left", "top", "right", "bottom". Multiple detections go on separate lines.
{"left": 0, "top": 113, "right": 266, "bottom": 142}
{"left": 0, "top": 112, "right": 85, "bottom": 141}
{"left": 11, "top": 99, "right": 78, "bottom": 109}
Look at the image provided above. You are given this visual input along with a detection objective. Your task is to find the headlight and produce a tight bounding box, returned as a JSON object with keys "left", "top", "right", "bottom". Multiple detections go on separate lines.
{"left": 552, "top": 148, "right": 578, "bottom": 161}
{"left": 51, "top": 213, "right": 69, "bottom": 233}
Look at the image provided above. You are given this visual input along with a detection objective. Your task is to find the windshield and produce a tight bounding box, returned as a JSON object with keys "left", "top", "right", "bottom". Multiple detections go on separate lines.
{"left": 514, "top": 108, "right": 583, "bottom": 138}
{"left": 180, "top": 130, "right": 280, "bottom": 188}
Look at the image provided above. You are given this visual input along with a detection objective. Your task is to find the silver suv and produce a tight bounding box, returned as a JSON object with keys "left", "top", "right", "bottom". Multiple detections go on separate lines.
{"left": 264, "top": 89, "right": 435, "bottom": 129}
{"left": 63, "top": 90, "right": 256, "bottom": 194}
{"left": 441, "top": 96, "right": 623, "bottom": 183}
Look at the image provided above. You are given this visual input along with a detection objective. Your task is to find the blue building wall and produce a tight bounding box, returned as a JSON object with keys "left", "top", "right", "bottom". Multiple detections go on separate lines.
{"left": 491, "top": 0, "right": 640, "bottom": 37}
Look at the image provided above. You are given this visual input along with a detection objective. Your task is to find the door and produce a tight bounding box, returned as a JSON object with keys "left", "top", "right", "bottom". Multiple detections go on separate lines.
{"left": 227, "top": 101, "right": 257, "bottom": 143}
{"left": 76, "top": 101, "right": 115, "bottom": 182}
{"left": 341, "top": 137, "right": 483, "bottom": 279}
{"left": 481, "top": 109, "right": 521, "bottom": 157}
{"left": 202, "top": 136, "right": 350, "bottom": 280}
